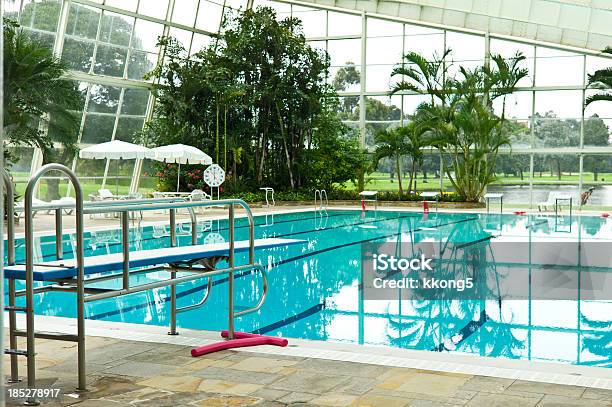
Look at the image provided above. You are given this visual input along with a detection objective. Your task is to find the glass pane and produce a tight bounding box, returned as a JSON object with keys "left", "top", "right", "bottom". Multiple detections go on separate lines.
{"left": 173, "top": 0, "right": 199, "bottom": 27}
{"left": 330, "top": 64, "right": 361, "bottom": 92}
{"left": 446, "top": 32, "right": 485, "bottom": 62}
{"left": 121, "top": 89, "right": 149, "bottom": 115}
{"left": 133, "top": 19, "right": 164, "bottom": 52}
{"left": 366, "top": 96, "right": 402, "bottom": 121}
{"left": 127, "top": 50, "right": 157, "bottom": 80}
{"left": 19, "top": 0, "right": 61, "bottom": 32}
{"left": 534, "top": 91, "right": 582, "bottom": 119}
{"left": 99, "top": 11, "right": 134, "bottom": 47}
{"left": 191, "top": 33, "right": 213, "bottom": 55}
{"left": 81, "top": 114, "right": 116, "bottom": 144}
{"left": 535, "top": 55, "right": 584, "bottom": 87}
{"left": 23, "top": 29, "right": 55, "bottom": 49}
{"left": 585, "top": 91, "right": 612, "bottom": 119}
{"left": 366, "top": 64, "right": 398, "bottom": 92}
{"left": 582, "top": 155, "right": 612, "bottom": 210}
{"left": 88, "top": 85, "right": 121, "bottom": 114}
{"left": 583, "top": 115, "right": 611, "bottom": 148}
{"left": 115, "top": 117, "right": 145, "bottom": 142}
{"left": 404, "top": 34, "right": 444, "bottom": 60}
{"left": 532, "top": 155, "right": 580, "bottom": 203}
{"left": 367, "top": 36, "right": 403, "bottom": 65}
{"left": 65, "top": 3, "right": 100, "bottom": 40}
{"left": 335, "top": 96, "right": 360, "bottom": 121}
{"left": 168, "top": 27, "right": 192, "bottom": 50}
{"left": 138, "top": 0, "right": 169, "bottom": 20}
{"left": 105, "top": 0, "right": 138, "bottom": 12}
{"left": 75, "top": 158, "right": 107, "bottom": 187}
{"left": 327, "top": 12, "right": 361, "bottom": 36}
{"left": 533, "top": 116, "right": 580, "bottom": 148}
{"left": 93, "top": 45, "right": 128, "bottom": 77}
{"left": 293, "top": 10, "right": 326, "bottom": 38}
{"left": 62, "top": 38, "right": 95, "bottom": 72}
{"left": 196, "top": 0, "right": 224, "bottom": 32}
{"left": 327, "top": 39, "right": 360, "bottom": 66}
{"left": 367, "top": 18, "right": 402, "bottom": 37}
{"left": 493, "top": 91, "right": 533, "bottom": 120}
{"left": 490, "top": 154, "right": 532, "bottom": 206}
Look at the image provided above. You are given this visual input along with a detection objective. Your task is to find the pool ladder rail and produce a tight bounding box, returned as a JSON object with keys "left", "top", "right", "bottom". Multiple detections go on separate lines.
{"left": 2, "top": 164, "right": 271, "bottom": 406}
{"left": 314, "top": 189, "right": 328, "bottom": 213}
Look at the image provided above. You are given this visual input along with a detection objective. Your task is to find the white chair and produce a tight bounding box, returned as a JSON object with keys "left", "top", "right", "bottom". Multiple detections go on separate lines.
{"left": 537, "top": 192, "right": 557, "bottom": 212}
{"left": 188, "top": 189, "right": 211, "bottom": 214}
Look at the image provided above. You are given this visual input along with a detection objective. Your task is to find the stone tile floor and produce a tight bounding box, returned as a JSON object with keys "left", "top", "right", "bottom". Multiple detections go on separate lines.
{"left": 4, "top": 336, "right": 612, "bottom": 406}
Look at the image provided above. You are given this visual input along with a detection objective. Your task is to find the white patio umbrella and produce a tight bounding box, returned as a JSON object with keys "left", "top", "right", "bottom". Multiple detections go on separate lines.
{"left": 150, "top": 144, "right": 212, "bottom": 192}
{"left": 79, "top": 140, "right": 153, "bottom": 194}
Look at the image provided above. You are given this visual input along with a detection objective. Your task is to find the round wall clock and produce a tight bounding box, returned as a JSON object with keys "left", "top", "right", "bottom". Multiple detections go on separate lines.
{"left": 203, "top": 164, "right": 225, "bottom": 187}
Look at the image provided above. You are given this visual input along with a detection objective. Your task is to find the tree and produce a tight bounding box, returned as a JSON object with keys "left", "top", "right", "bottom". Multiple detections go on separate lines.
{"left": 583, "top": 115, "right": 611, "bottom": 181}
{"left": 585, "top": 48, "right": 612, "bottom": 106}
{"left": 390, "top": 49, "right": 452, "bottom": 104}
{"left": 146, "top": 7, "right": 356, "bottom": 192}
{"left": 3, "top": 19, "right": 82, "bottom": 198}
{"left": 372, "top": 127, "right": 413, "bottom": 194}
{"left": 411, "top": 51, "right": 528, "bottom": 201}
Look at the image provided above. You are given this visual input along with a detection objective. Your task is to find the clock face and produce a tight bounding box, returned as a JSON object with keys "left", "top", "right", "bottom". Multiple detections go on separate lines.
{"left": 203, "top": 164, "right": 225, "bottom": 187}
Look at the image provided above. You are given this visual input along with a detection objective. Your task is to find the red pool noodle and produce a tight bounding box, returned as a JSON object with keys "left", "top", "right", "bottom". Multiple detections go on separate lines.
{"left": 191, "top": 332, "right": 288, "bottom": 357}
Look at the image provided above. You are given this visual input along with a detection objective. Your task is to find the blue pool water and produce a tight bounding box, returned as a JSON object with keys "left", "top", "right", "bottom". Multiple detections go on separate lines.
{"left": 4, "top": 210, "right": 612, "bottom": 368}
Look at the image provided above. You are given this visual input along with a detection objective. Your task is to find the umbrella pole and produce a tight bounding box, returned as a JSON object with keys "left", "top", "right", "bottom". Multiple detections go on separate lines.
{"left": 177, "top": 163, "right": 181, "bottom": 193}
{"left": 116, "top": 160, "right": 119, "bottom": 195}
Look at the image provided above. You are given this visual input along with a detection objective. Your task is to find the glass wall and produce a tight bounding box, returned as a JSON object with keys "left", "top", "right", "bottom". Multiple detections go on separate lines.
{"left": 5, "top": 0, "right": 612, "bottom": 208}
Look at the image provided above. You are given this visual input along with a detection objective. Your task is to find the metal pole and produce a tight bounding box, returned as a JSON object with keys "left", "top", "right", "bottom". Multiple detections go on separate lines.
{"left": 170, "top": 208, "right": 177, "bottom": 247}
{"left": 176, "top": 162, "right": 181, "bottom": 192}
{"left": 228, "top": 204, "right": 235, "bottom": 340}
{"left": 24, "top": 174, "right": 39, "bottom": 406}
{"left": 55, "top": 208, "right": 63, "bottom": 260}
{"left": 169, "top": 207, "right": 177, "bottom": 334}
{"left": 121, "top": 211, "right": 130, "bottom": 290}
{"left": 7, "top": 280, "right": 20, "bottom": 384}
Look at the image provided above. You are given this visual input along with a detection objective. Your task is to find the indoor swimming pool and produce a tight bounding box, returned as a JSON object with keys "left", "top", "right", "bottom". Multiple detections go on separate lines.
{"left": 4, "top": 210, "right": 612, "bottom": 368}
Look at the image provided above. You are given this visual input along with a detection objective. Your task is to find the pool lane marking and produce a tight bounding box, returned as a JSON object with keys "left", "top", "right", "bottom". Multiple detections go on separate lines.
{"left": 251, "top": 303, "right": 325, "bottom": 335}
{"left": 86, "top": 216, "right": 478, "bottom": 321}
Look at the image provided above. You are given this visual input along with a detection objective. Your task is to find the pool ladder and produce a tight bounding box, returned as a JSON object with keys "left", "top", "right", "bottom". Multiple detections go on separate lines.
{"left": 314, "top": 189, "right": 328, "bottom": 212}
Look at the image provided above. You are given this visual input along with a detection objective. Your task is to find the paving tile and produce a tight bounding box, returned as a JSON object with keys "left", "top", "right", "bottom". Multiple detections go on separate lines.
{"left": 331, "top": 376, "right": 377, "bottom": 395}
{"left": 249, "top": 387, "right": 289, "bottom": 401}
{"left": 407, "top": 400, "right": 464, "bottom": 407}
{"left": 582, "top": 387, "right": 612, "bottom": 401}
{"left": 536, "top": 394, "right": 610, "bottom": 406}
{"left": 137, "top": 374, "right": 203, "bottom": 392}
{"left": 395, "top": 372, "right": 471, "bottom": 397}
{"left": 350, "top": 393, "right": 410, "bottom": 407}
{"left": 277, "top": 391, "right": 319, "bottom": 403}
{"left": 270, "top": 370, "right": 351, "bottom": 394}
{"left": 192, "top": 366, "right": 281, "bottom": 385}
{"left": 101, "top": 361, "right": 173, "bottom": 378}
{"left": 507, "top": 380, "right": 586, "bottom": 398}
{"left": 104, "top": 386, "right": 174, "bottom": 404}
{"left": 376, "top": 368, "right": 420, "bottom": 390}
{"left": 367, "top": 388, "right": 470, "bottom": 406}
{"left": 460, "top": 376, "right": 514, "bottom": 393}
{"left": 127, "top": 351, "right": 195, "bottom": 366}
{"left": 229, "top": 356, "right": 299, "bottom": 373}
{"left": 295, "top": 358, "right": 387, "bottom": 378}
{"left": 193, "top": 395, "right": 261, "bottom": 406}
{"left": 465, "top": 392, "right": 541, "bottom": 407}
{"left": 311, "top": 393, "right": 359, "bottom": 406}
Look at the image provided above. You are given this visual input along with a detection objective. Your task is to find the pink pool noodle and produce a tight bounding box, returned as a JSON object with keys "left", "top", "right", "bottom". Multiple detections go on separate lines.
{"left": 191, "top": 331, "right": 288, "bottom": 357}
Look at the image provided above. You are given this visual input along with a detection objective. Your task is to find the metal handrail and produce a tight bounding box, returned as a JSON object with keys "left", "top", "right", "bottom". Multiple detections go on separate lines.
{"left": 315, "top": 189, "right": 328, "bottom": 212}
{"left": 10, "top": 164, "right": 262, "bottom": 398}
{"left": 1, "top": 167, "right": 20, "bottom": 386}
{"left": 24, "top": 164, "right": 86, "bottom": 400}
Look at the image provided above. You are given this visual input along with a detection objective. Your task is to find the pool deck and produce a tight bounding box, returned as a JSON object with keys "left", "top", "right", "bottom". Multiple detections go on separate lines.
{"left": 4, "top": 325, "right": 612, "bottom": 406}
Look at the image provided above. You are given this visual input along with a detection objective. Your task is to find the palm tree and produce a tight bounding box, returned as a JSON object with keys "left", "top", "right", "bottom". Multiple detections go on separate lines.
{"left": 390, "top": 49, "right": 452, "bottom": 105}
{"left": 585, "top": 47, "right": 612, "bottom": 106}
{"left": 3, "top": 19, "right": 81, "bottom": 156}
{"left": 403, "top": 120, "right": 432, "bottom": 193}
{"left": 372, "top": 126, "right": 412, "bottom": 195}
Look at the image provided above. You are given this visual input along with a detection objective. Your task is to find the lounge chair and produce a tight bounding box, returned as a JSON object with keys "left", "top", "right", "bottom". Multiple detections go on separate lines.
{"left": 537, "top": 192, "right": 558, "bottom": 212}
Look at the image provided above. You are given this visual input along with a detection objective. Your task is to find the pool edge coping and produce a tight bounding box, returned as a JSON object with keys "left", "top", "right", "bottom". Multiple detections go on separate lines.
{"left": 6, "top": 313, "right": 612, "bottom": 391}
